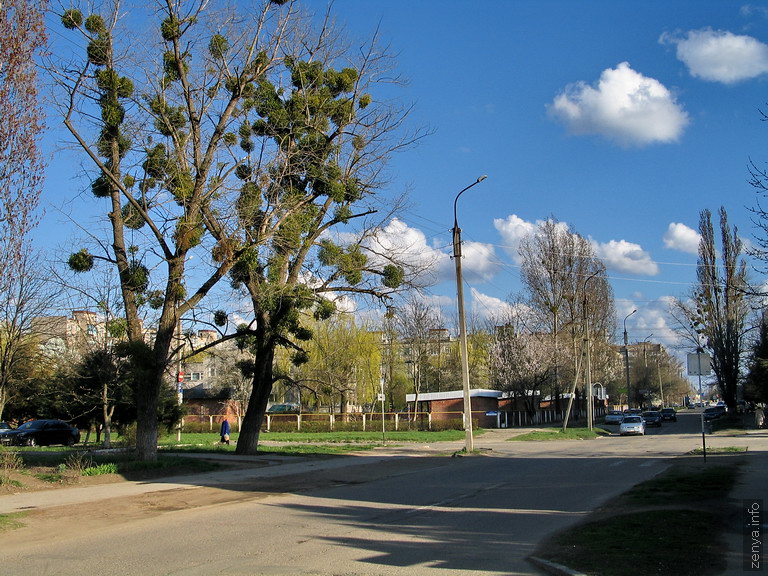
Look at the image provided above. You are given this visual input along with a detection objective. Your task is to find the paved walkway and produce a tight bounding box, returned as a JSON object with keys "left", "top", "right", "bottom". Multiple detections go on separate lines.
{"left": 721, "top": 429, "right": 768, "bottom": 576}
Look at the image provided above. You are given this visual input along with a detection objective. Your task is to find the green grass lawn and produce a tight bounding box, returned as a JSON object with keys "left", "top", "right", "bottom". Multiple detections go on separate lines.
{"left": 536, "top": 456, "right": 741, "bottom": 576}
{"left": 158, "top": 428, "right": 468, "bottom": 449}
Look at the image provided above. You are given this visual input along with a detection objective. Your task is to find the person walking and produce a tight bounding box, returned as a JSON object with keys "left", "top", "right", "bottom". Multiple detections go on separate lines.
{"left": 220, "top": 418, "right": 231, "bottom": 445}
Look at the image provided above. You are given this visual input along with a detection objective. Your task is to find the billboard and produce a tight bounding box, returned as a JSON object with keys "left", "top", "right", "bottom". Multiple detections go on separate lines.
{"left": 687, "top": 352, "right": 712, "bottom": 376}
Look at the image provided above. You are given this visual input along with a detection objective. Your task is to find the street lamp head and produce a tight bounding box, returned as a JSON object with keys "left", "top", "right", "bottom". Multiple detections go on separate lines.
{"left": 453, "top": 175, "right": 488, "bottom": 228}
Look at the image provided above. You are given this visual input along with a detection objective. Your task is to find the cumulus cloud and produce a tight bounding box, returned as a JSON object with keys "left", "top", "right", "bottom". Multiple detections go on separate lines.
{"left": 493, "top": 214, "right": 535, "bottom": 262}
{"left": 617, "top": 297, "right": 682, "bottom": 349}
{"left": 470, "top": 288, "right": 515, "bottom": 321}
{"left": 591, "top": 238, "right": 659, "bottom": 276}
{"left": 460, "top": 240, "right": 501, "bottom": 283}
{"left": 364, "top": 218, "right": 498, "bottom": 285}
{"left": 660, "top": 28, "right": 768, "bottom": 84}
{"left": 548, "top": 62, "right": 689, "bottom": 146}
{"left": 663, "top": 222, "right": 700, "bottom": 254}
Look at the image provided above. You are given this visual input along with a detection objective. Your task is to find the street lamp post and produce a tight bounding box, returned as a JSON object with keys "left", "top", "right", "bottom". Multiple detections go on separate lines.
{"left": 623, "top": 309, "right": 636, "bottom": 409}
{"left": 452, "top": 175, "right": 487, "bottom": 453}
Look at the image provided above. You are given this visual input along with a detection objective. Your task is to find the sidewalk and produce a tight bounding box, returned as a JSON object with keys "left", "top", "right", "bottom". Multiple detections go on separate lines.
{"left": 0, "top": 441, "right": 458, "bottom": 515}
{"left": 722, "top": 429, "right": 768, "bottom": 575}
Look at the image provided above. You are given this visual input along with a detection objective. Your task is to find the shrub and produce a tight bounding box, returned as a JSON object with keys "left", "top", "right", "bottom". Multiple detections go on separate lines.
{"left": 82, "top": 462, "right": 119, "bottom": 476}
{"left": 0, "top": 450, "right": 23, "bottom": 486}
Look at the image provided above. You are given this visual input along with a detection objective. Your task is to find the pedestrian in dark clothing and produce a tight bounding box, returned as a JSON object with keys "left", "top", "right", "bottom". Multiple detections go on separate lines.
{"left": 220, "top": 418, "right": 231, "bottom": 445}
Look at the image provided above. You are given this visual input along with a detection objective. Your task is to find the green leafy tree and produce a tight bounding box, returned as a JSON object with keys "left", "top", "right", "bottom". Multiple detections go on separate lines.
{"left": 229, "top": 26, "right": 422, "bottom": 452}
{"left": 54, "top": 1, "right": 322, "bottom": 460}
{"left": 55, "top": 1, "right": 420, "bottom": 457}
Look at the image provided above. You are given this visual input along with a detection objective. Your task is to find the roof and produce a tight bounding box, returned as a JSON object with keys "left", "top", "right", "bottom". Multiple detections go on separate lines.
{"left": 405, "top": 389, "right": 503, "bottom": 402}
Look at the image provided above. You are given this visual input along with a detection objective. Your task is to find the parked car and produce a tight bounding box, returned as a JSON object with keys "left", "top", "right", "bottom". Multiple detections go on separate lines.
{"left": 660, "top": 408, "right": 677, "bottom": 421}
{"left": 604, "top": 411, "right": 624, "bottom": 425}
{"left": 703, "top": 406, "right": 727, "bottom": 422}
{"left": 266, "top": 403, "right": 300, "bottom": 414}
{"left": 619, "top": 415, "right": 645, "bottom": 436}
{"left": 0, "top": 422, "right": 12, "bottom": 440}
{"left": 0, "top": 419, "right": 80, "bottom": 447}
{"left": 642, "top": 411, "right": 663, "bottom": 427}
{"left": 624, "top": 408, "right": 643, "bottom": 416}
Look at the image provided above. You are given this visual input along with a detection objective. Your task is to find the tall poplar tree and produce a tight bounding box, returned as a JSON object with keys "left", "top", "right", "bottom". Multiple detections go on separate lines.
{"left": 675, "top": 208, "right": 751, "bottom": 412}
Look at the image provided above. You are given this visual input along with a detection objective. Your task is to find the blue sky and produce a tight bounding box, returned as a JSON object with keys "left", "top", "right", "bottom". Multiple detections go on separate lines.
{"left": 315, "top": 0, "right": 768, "bottom": 349}
{"left": 38, "top": 1, "right": 768, "bottom": 354}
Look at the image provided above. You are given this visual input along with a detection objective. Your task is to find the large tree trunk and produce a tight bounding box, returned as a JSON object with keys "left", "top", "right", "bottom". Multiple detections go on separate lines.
{"left": 135, "top": 373, "right": 160, "bottom": 461}
{"left": 236, "top": 345, "right": 275, "bottom": 455}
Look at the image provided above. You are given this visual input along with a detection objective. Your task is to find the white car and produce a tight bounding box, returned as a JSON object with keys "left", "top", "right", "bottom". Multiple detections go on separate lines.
{"left": 619, "top": 415, "right": 645, "bottom": 436}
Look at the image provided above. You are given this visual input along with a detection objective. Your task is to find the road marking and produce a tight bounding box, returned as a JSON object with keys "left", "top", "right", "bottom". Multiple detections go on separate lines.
{"left": 609, "top": 460, "right": 626, "bottom": 467}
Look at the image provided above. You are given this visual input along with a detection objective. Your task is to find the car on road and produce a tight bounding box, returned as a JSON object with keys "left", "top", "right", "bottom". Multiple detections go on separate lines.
{"left": 642, "top": 411, "right": 663, "bottom": 427}
{"left": 604, "top": 411, "right": 624, "bottom": 425}
{"left": 0, "top": 419, "right": 80, "bottom": 447}
{"left": 703, "top": 406, "right": 727, "bottom": 422}
{"left": 619, "top": 415, "right": 645, "bottom": 436}
{"left": 660, "top": 408, "right": 677, "bottom": 421}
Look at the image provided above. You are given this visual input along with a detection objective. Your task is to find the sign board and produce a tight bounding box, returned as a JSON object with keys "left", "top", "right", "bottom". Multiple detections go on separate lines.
{"left": 377, "top": 393, "right": 385, "bottom": 402}
{"left": 687, "top": 352, "right": 712, "bottom": 376}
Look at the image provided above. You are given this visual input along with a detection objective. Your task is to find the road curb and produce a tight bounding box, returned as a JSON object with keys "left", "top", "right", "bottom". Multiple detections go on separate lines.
{"left": 528, "top": 556, "right": 588, "bottom": 576}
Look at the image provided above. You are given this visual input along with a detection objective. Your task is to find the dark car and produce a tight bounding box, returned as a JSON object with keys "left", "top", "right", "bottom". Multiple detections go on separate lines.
{"left": 703, "top": 406, "right": 727, "bottom": 422}
{"left": 660, "top": 408, "right": 677, "bottom": 421}
{"left": 0, "top": 419, "right": 80, "bottom": 447}
{"left": 0, "top": 421, "right": 12, "bottom": 440}
{"left": 642, "top": 410, "right": 663, "bottom": 427}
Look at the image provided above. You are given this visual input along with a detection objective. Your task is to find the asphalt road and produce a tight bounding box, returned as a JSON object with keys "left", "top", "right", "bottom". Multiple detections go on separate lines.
{"left": 0, "top": 411, "right": 735, "bottom": 576}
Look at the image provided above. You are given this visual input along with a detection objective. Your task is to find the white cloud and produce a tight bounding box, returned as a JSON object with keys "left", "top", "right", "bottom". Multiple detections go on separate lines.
{"left": 460, "top": 239, "right": 500, "bottom": 283}
{"left": 366, "top": 218, "right": 498, "bottom": 285}
{"left": 364, "top": 218, "right": 445, "bottom": 281}
{"left": 591, "top": 238, "right": 659, "bottom": 276}
{"left": 470, "top": 288, "right": 515, "bottom": 320}
{"left": 617, "top": 296, "right": 683, "bottom": 351}
{"left": 548, "top": 62, "right": 689, "bottom": 147}
{"left": 663, "top": 222, "right": 700, "bottom": 254}
{"left": 661, "top": 28, "right": 768, "bottom": 84}
{"left": 493, "top": 214, "right": 535, "bottom": 262}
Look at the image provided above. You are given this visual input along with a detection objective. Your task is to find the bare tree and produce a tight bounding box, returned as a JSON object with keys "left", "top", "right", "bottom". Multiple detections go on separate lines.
{"left": 517, "top": 217, "right": 615, "bottom": 411}
{"left": 393, "top": 295, "right": 442, "bottom": 413}
{"left": 488, "top": 301, "right": 553, "bottom": 419}
{"left": 0, "top": 0, "right": 46, "bottom": 291}
{"left": 0, "top": 249, "right": 58, "bottom": 419}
